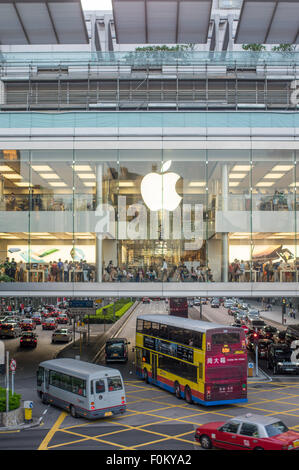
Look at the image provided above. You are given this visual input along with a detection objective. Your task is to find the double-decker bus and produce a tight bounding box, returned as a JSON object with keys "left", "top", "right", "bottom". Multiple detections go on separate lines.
{"left": 169, "top": 298, "right": 188, "bottom": 318}
{"left": 135, "top": 314, "right": 247, "bottom": 406}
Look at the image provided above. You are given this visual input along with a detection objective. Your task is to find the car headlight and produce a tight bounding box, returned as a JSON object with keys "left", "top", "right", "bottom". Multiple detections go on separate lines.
{"left": 277, "top": 362, "right": 283, "bottom": 366}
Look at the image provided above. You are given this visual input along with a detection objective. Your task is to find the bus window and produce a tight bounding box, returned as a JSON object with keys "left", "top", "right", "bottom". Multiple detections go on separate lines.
{"left": 159, "top": 324, "right": 169, "bottom": 339}
{"left": 143, "top": 321, "right": 151, "bottom": 334}
{"left": 95, "top": 379, "right": 105, "bottom": 394}
{"left": 37, "top": 366, "right": 44, "bottom": 386}
{"left": 72, "top": 377, "right": 87, "bottom": 397}
{"left": 212, "top": 332, "right": 240, "bottom": 345}
{"left": 151, "top": 322, "right": 160, "bottom": 336}
{"left": 193, "top": 332, "right": 203, "bottom": 349}
{"left": 137, "top": 319, "right": 143, "bottom": 332}
{"left": 142, "top": 349, "right": 151, "bottom": 364}
{"left": 168, "top": 326, "right": 184, "bottom": 344}
{"left": 107, "top": 376, "right": 123, "bottom": 391}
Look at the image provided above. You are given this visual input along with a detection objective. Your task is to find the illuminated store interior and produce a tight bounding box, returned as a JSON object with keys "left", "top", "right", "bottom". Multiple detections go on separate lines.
{"left": 0, "top": 147, "right": 298, "bottom": 284}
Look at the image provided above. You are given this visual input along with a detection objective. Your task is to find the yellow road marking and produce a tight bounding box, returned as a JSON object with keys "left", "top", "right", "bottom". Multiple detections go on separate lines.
{"left": 38, "top": 411, "right": 67, "bottom": 450}
{"left": 36, "top": 382, "right": 299, "bottom": 450}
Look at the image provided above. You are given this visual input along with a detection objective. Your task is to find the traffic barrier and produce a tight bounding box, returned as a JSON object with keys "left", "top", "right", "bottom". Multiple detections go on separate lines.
{"left": 24, "top": 401, "right": 33, "bottom": 423}
{"left": 248, "top": 362, "right": 254, "bottom": 377}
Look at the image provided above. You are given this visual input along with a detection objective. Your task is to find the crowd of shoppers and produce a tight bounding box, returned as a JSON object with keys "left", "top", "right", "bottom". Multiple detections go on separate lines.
{"left": 102, "top": 259, "right": 214, "bottom": 283}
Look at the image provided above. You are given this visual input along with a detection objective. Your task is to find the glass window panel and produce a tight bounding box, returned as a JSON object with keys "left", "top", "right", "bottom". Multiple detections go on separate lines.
{"left": 252, "top": 150, "right": 296, "bottom": 283}
{"left": 207, "top": 150, "right": 251, "bottom": 282}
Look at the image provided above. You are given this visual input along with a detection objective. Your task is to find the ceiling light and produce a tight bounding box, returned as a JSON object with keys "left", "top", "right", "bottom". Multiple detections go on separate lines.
{"left": 263, "top": 173, "right": 284, "bottom": 179}
{"left": 119, "top": 181, "right": 134, "bottom": 187}
{"left": 35, "top": 235, "right": 57, "bottom": 239}
{"left": 256, "top": 182, "right": 275, "bottom": 187}
{"left": 83, "top": 182, "right": 96, "bottom": 187}
{"left": 14, "top": 182, "right": 32, "bottom": 187}
{"left": 229, "top": 173, "right": 246, "bottom": 179}
{"left": 272, "top": 165, "right": 293, "bottom": 171}
{"left": 2, "top": 173, "right": 22, "bottom": 179}
{"left": 0, "top": 165, "right": 14, "bottom": 171}
{"left": 73, "top": 165, "right": 92, "bottom": 171}
{"left": 229, "top": 182, "right": 240, "bottom": 187}
{"left": 188, "top": 181, "right": 205, "bottom": 187}
{"left": 289, "top": 183, "right": 299, "bottom": 187}
{"left": 30, "top": 232, "right": 51, "bottom": 236}
{"left": 39, "top": 173, "right": 60, "bottom": 179}
{"left": 48, "top": 182, "right": 67, "bottom": 187}
{"left": 77, "top": 173, "right": 96, "bottom": 179}
{"left": 32, "top": 165, "right": 52, "bottom": 171}
{"left": 231, "top": 165, "right": 251, "bottom": 171}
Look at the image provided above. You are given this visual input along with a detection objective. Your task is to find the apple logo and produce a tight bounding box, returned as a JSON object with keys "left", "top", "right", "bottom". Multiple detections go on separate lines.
{"left": 140, "top": 160, "right": 182, "bottom": 211}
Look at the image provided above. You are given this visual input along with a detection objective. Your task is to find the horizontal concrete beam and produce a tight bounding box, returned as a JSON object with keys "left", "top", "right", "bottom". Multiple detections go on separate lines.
{"left": 0, "top": 282, "right": 298, "bottom": 297}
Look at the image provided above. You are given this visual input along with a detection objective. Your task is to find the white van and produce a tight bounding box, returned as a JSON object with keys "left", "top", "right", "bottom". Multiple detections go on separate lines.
{"left": 36, "top": 358, "right": 126, "bottom": 419}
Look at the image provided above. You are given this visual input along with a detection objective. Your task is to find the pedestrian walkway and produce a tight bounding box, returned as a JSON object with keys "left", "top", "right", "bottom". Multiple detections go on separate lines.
{"left": 249, "top": 299, "right": 298, "bottom": 328}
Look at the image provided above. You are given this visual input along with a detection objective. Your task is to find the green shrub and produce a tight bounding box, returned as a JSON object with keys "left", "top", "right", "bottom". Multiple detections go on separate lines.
{"left": 85, "top": 299, "right": 134, "bottom": 324}
{"left": 0, "top": 387, "right": 21, "bottom": 412}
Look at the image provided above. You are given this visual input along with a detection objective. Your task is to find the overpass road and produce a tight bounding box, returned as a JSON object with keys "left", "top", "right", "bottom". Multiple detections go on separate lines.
{"left": 1, "top": 300, "right": 299, "bottom": 452}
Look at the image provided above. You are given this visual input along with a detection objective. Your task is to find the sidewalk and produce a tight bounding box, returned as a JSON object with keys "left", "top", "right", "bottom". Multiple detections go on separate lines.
{"left": 249, "top": 299, "right": 298, "bottom": 328}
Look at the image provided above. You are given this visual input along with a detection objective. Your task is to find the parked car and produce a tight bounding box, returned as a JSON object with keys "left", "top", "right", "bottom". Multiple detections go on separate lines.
{"left": 0, "top": 322, "right": 22, "bottom": 338}
{"left": 201, "top": 298, "right": 208, "bottom": 305}
{"left": 42, "top": 318, "right": 57, "bottom": 330}
{"left": 193, "top": 299, "right": 201, "bottom": 306}
{"left": 142, "top": 297, "right": 151, "bottom": 304}
{"left": 105, "top": 338, "right": 130, "bottom": 363}
{"left": 20, "top": 331, "right": 38, "bottom": 348}
{"left": 211, "top": 299, "right": 220, "bottom": 308}
{"left": 52, "top": 328, "right": 72, "bottom": 343}
{"left": 194, "top": 413, "right": 299, "bottom": 450}
{"left": 267, "top": 343, "right": 299, "bottom": 375}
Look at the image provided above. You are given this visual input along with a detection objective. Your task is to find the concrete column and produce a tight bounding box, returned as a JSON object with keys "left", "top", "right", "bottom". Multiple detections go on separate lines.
{"left": 0, "top": 176, "right": 4, "bottom": 210}
{"left": 96, "top": 164, "right": 103, "bottom": 282}
{"left": 222, "top": 163, "right": 229, "bottom": 282}
{"left": 228, "top": 14, "right": 234, "bottom": 52}
{"left": 0, "top": 80, "right": 5, "bottom": 105}
{"left": 214, "top": 14, "right": 220, "bottom": 52}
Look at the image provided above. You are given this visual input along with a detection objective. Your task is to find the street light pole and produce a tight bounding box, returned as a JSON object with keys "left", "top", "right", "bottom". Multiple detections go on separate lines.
{"left": 6, "top": 351, "right": 9, "bottom": 414}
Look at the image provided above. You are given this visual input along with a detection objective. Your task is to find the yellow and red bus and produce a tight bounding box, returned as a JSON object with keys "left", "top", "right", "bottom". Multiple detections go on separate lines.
{"left": 135, "top": 314, "right": 247, "bottom": 406}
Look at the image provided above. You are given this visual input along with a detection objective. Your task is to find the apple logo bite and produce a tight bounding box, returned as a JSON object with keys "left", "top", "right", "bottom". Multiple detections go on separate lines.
{"left": 140, "top": 160, "right": 182, "bottom": 211}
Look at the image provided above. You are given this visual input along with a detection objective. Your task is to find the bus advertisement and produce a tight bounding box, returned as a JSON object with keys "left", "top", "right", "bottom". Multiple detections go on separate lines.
{"left": 135, "top": 315, "right": 247, "bottom": 406}
{"left": 169, "top": 298, "right": 188, "bottom": 317}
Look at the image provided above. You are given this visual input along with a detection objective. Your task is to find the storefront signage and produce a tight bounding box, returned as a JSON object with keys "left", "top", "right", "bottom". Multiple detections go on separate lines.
{"left": 95, "top": 199, "right": 204, "bottom": 251}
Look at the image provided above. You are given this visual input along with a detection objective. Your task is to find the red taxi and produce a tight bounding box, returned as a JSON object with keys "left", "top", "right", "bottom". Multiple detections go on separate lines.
{"left": 20, "top": 319, "right": 36, "bottom": 331}
{"left": 56, "top": 313, "right": 69, "bottom": 324}
{"left": 42, "top": 318, "right": 57, "bottom": 330}
{"left": 195, "top": 413, "right": 299, "bottom": 450}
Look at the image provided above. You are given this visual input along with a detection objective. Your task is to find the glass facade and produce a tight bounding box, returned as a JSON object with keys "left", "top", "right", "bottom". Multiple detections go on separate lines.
{"left": 1, "top": 146, "right": 299, "bottom": 285}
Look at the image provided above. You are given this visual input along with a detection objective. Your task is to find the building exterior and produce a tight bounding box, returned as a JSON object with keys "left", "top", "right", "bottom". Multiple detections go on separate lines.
{"left": 0, "top": 0, "right": 299, "bottom": 298}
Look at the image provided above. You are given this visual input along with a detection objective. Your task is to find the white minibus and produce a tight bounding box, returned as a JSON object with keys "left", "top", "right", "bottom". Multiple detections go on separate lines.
{"left": 37, "top": 358, "right": 126, "bottom": 419}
